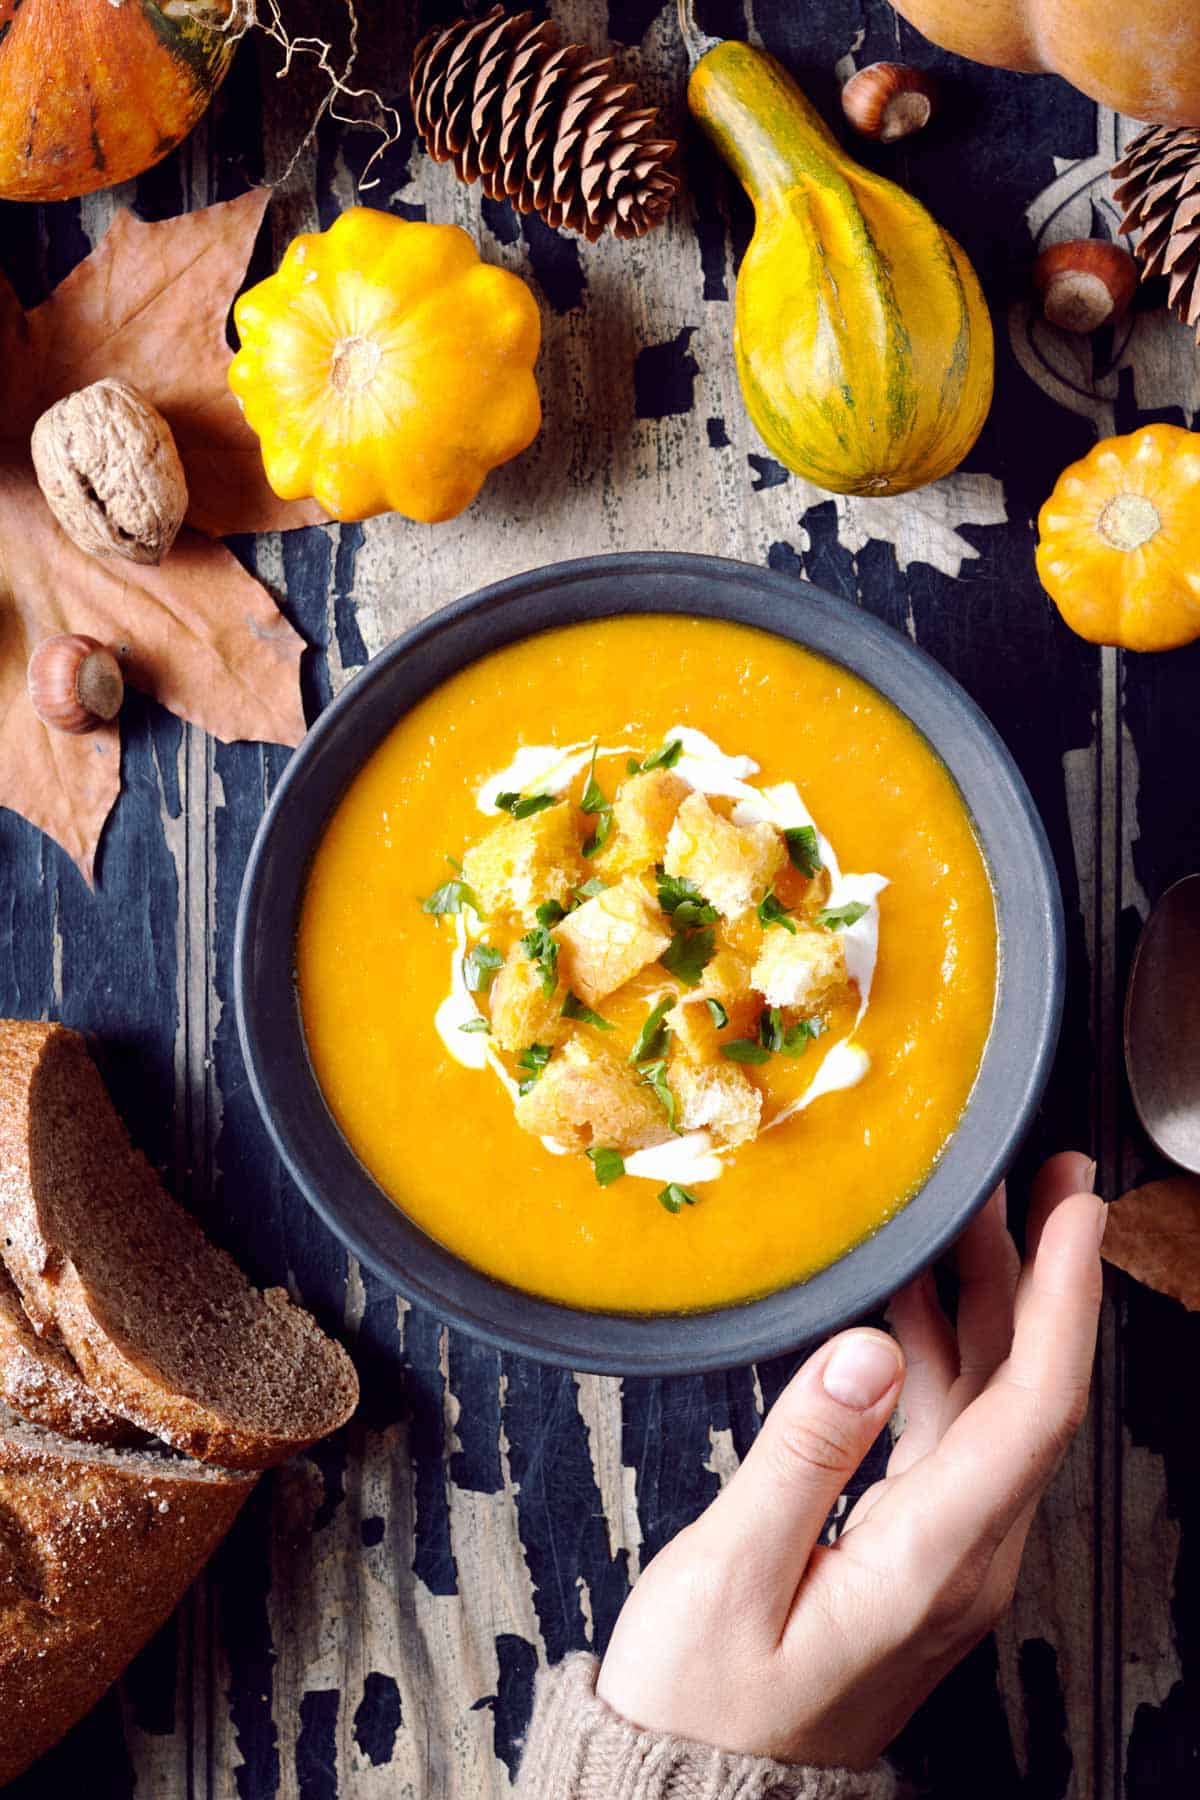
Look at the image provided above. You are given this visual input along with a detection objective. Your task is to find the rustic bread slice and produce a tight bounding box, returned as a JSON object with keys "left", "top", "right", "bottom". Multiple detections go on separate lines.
{"left": 0, "top": 1021, "right": 358, "bottom": 1470}
{"left": 0, "top": 1404, "right": 252, "bottom": 1787}
{"left": 0, "top": 1261, "right": 132, "bottom": 1445}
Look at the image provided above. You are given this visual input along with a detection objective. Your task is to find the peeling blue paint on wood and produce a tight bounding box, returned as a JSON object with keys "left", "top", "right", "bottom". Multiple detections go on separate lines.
{"left": 296, "top": 1689, "right": 340, "bottom": 1800}
{"left": 492, "top": 1635, "right": 538, "bottom": 1780}
{"left": 747, "top": 453, "right": 789, "bottom": 490}
{"left": 1018, "top": 1638, "right": 1073, "bottom": 1799}
{"left": 218, "top": 1484, "right": 283, "bottom": 1800}
{"left": 354, "top": 1673, "right": 403, "bottom": 1767}
{"left": 634, "top": 327, "right": 699, "bottom": 419}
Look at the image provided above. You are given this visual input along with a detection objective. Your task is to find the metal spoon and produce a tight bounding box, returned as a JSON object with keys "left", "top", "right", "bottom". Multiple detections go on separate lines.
{"left": 1124, "top": 874, "right": 1200, "bottom": 1173}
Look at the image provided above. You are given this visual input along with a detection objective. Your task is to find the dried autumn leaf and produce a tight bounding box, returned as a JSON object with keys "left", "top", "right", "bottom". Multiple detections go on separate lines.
{"left": 1101, "top": 1176, "right": 1200, "bottom": 1311}
{"left": 0, "top": 190, "right": 326, "bottom": 885}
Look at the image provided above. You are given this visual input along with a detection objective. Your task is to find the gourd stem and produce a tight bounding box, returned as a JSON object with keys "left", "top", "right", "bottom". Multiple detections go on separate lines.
{"left": 675, "top": 0, "right": 722, "bottom": 68}
{"left": 689, "top": 40, "right": 842, "bottom": 208}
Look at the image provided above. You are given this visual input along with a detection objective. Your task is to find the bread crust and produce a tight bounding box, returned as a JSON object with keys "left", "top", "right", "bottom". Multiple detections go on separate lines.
{"left": 0, "top": 1020, "right": 358, "bottom": 1470}
{"left": 0, "top": 1264, "right": 132, "bottom": 1445}
{"left": 0, "top": 1410, "right": 252, "bottom": 1787}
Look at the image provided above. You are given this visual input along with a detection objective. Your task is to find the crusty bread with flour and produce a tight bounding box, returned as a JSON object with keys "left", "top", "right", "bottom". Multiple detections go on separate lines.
{"left": 0, "top": 1405, "right": 253, "bottom": 1787}
{"left": 0, "top": 1260, "right": 132, "bottom": 1445}
{"left": 0, "top": 1020, "right": 359, "bottom": 1470}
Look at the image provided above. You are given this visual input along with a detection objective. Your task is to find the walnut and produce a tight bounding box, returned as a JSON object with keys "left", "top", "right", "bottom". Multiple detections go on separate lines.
{"left": 30, "top": 377, "right": 188, "bottom": 565}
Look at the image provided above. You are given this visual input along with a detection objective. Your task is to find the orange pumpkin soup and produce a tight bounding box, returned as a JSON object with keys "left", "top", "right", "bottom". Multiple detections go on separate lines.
{"left": 297, "top": 615, "right": 996, "bottom": 1313}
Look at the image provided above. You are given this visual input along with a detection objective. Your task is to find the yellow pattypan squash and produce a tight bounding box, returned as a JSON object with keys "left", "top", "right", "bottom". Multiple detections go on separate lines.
{"left": 229, "top": 208, "right": 542, "bottom": 524}
{"left": 1036, "top": 424, "right": 1200, "bottom": 652}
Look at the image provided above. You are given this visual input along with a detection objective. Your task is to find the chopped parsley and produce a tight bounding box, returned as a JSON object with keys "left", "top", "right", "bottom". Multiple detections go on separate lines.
{"left": 636, "top": 1057, "right": 678, "bottom": 1131}
{"left": 495, "top": 791, "right": 558, "bottom": 820}
{"left": 818, "top": 900, "right": 870, "bottom": 931}
{"left": 757, "top": 888, "right": 797, "bottom": 934}
{"left": 521, "top": 924, "right": 559, "bottom": 997}
{"left": 574, "top": 877, "right": 607, "bottom": 901}
{"left": 421, "top": 873, "right": 483, "bottom": 916}
{"left": 562, "top": 992, "right": 614, "bottom": 1030}
{"left": 784, "top": 825, "right": 822, "bottom": 878}
{"left": 785, "top": 1016, "right": 824, "bottom": 1055}
{"left": 723, "top": 1009, "right": 823, "bottom": 1064}
{"left": 586, "top": 1146, "right": 626, "bottom": 1187}
{"left": 706, "top": 998, "right": 729, "bottom": 1029}
{"left": 632, "top": 739, "right": 684, "bottom": 774}
{"left": 536, "top": 898, "right": 567, "bottom": 927}
{"left": 658, "top": 1182, "right": 699, "bottom": 1215}
{"left": 660, "top": 923, "right": 716, "bottom": 986}
{"left": 656, "top": 868, "right": 718, "bottom": 928}
{"left": 759, "top": 1007, "right": 823, "bottom": 1057}
{"left": 462, "top": 943, "right": 503, "bottom": 992}
{"left": 630, "top": 995, "right": 676, "bottom": 1063}
{"left": 517, "top": 1042, "right": 553, "bottom": 1095}
{"left": 580, "top": 744, "right": 613, "bottom": 857}
{"left": 458, "top": 1017, "right": 490, "bottom": 1035}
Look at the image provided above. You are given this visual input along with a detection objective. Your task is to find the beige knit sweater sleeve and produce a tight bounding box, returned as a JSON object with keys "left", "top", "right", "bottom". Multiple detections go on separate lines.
{"left": 514, "top": 1654, "right": 899, "bottom": 1800}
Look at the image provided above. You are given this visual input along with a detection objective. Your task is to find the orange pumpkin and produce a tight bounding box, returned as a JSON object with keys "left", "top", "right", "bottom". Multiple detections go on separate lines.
{"left": 889, "top": 0, "right": 1200, "bottom": 127}
{"left": 1036, "top": 425, "right": 1200, "bottom": 652}
{"left": 0, "top": 0, "right": 239, "bottom": 203}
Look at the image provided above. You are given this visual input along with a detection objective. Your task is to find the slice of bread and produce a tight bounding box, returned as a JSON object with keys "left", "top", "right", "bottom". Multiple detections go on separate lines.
{"left": 0, "top": 1405, "right": 252, "bottom": 1787}
{"left": 0, "top": 1021, "right": 359, "bottom": 1470}
{"left": 0, "top": 1262, "right": 132, "bottom": 1445}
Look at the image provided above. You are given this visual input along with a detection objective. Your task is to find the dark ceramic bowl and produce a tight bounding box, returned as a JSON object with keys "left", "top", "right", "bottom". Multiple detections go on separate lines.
{"left": 235, "top": 552, "right": 1063, "bottom": 1376}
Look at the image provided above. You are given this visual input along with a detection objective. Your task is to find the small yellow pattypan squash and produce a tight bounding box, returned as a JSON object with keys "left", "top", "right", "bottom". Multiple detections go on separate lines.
{"left": 229, "top": 208, "right": 542, "bottom": 524}
{"left": 1036, "top": 424, "right": 1200, "bottom": 652}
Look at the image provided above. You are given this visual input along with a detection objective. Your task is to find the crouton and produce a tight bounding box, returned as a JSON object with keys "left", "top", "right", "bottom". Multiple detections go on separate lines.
{"left": 663, "top": 792, "right": 784, "bottom": 919}
{"left": 488, "top": 950, "right": 568, "bottom": 1054}
{"left": 752, "top": 925, "right": 847, "bottom": 1011}
{"left": 461, "top": 804, "right": 584, "bottom": 923}
{"left": 514, "top": 1037, "right": 671, "bottom": 1154}
{"left": 598, "top": 768, "right": 690, "bottom": 876}
{"left": 672, "top": 950, "right": 759, "bottom": 1063}
{"left": 672, "top": 1060, "right": 762, "bottom": 1148}
{"left": 553, "top": 876, "right": 671, "bottom": 1008}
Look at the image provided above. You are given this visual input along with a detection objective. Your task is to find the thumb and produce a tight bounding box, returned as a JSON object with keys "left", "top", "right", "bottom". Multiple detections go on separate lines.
{"left": 694, "top": 1329, "right": 904, "bottom": 1630}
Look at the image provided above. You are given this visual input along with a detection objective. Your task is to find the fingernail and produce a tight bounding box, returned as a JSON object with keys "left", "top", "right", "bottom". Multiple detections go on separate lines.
{"left": 1097, "top": 1199, "right": 1109, "bottom": 1245}
{"left": 1082, "top": 1159, "right": 1097, "bottom": 1194}
{"left": 823, "top": 1334, "right": 903, "bottom": 1412}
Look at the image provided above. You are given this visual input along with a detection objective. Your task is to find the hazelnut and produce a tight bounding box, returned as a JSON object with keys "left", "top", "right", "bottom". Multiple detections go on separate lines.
{"left": 841, "top": 63, "right": 937, "bottom": 142}
{"left": 1032, "top": 239, "right": 1139, "bottom": 334}
{"left": 30, "top": 378, "right": 188, "bottom": 566}
{"left": 27, "top": 635, "right": 125, "bottom": 735}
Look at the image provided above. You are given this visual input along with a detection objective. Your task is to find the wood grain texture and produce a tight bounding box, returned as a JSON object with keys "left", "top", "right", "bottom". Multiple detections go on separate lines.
{"left": 0, "top": 0, "right": 1198, "bottom": 1793}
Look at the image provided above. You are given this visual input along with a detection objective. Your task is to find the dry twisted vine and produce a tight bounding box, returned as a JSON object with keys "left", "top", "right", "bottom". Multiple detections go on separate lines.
{"left": 225, "top": 0, "right": 403, "bottom": 189}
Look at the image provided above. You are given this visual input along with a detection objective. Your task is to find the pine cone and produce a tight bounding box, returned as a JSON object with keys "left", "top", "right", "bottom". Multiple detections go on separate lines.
{"left": 1112, "top": 125, "right": 1200, "bottom": 342}
{"left": 410, "top": 6, "right": 679, "bottom": 242}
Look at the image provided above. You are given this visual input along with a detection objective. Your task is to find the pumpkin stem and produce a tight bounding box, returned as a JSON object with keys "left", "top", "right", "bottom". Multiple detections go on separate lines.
{"left": 1098, "top": 493, "right": 1161, "bottom": 552}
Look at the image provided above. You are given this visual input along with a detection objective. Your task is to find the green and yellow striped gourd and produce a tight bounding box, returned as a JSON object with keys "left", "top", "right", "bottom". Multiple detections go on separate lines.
{"left": 688, "top": 41, "right": 994, "bottom": 497}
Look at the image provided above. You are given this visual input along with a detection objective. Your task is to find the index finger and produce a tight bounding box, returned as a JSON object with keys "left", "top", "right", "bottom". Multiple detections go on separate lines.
{"left": 901, "top": 1180, "right": 1103, "bottom": 1561}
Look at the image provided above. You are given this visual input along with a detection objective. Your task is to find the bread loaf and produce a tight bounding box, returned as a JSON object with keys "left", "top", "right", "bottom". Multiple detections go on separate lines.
{"left": 0, "top": 1406, "right": 253, "bottom": 1787}
{"left": 0, "top": 1262, "right": 131, "bottom": 1445}
{"left": 0, "top": 1021, "right": 359, "bottom": 1469}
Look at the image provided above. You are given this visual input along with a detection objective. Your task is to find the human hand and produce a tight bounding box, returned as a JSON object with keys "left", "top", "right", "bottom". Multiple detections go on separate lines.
{"left": 597, "top": 1153, "right": 1103, "bottom": 1771}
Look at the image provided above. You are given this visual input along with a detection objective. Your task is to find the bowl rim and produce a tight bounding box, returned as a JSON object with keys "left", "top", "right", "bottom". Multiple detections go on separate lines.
{"left": 235, "top": 550, "right": 1064, "bottom": 1375}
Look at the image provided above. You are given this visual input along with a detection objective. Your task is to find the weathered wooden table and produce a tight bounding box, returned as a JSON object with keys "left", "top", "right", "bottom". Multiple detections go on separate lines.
{"left": 2, "top": 1, "right": 1197, "bottom": 1794}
